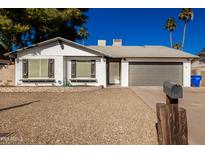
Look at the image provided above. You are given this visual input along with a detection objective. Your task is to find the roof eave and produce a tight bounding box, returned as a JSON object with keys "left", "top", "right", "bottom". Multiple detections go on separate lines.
{"left": 4, "top": 37, "right": 112, "bottom": 58}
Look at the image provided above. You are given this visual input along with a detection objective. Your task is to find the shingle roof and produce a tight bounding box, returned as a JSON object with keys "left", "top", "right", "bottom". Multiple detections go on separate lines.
{"left": 4, "top": 37, "right": 198, "bottom": 59}
{"left": 89, "top": 45, "right": 198, "bottom": 58}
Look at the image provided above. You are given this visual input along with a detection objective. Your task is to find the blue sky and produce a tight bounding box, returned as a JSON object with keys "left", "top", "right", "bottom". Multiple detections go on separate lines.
{"left": 80, "top": 8, "right": 205, "bottom": 55}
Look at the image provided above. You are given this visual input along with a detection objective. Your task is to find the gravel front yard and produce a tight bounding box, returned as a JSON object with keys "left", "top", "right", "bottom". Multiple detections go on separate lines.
{"left": 0, "top": 88, "right": 157, "bottom": 144}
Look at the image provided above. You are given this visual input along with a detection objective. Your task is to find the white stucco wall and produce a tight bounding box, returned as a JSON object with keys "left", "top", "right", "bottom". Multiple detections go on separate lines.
{"left": 121, "top": 59, "right": 128, "bottom": 87}
{"left": 63, "top": 56, "right": 67, "bottom": 84}
{"left": 183, "top": 61, "right": 191, "bottom": 87}
{"left": 100, "top": 58, "right": 107, "bottom": 87}
{"left": 17, "top": 42, "right": 99, "bottom": 57}
{"left": 15, "top": 42, "right": 105, "bottom": 87}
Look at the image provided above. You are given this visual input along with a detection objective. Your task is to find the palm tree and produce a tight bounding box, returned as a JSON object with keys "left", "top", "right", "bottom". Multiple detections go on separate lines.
{"left": 178, "top": 8, "right": 194, "bottom": 50}
{"left": 173, "top": 42, "right": 181, "bottom": 50}
{"left": 78, "top": 27, "right": 89, "bottom": 46}
{"left": 165, "top": 17, "right": 177, "bottom": 48}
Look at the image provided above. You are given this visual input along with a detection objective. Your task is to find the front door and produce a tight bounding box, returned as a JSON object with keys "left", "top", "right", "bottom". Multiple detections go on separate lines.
{"left": 109, "top": 62, "right": 120, "bottom": 84}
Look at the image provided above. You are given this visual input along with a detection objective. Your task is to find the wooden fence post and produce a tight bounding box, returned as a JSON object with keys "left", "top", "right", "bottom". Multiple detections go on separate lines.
{"left": 156, "top": 81, "right": 188, "bottom": 145}
{"left": 179, "top": 107, "right": 188, "bottom": 145}
{"left": 156, "top": 103, "right": 171, "bottom": 145}
{"left": 166, "top": 95, "right": 180, "bottom": 144}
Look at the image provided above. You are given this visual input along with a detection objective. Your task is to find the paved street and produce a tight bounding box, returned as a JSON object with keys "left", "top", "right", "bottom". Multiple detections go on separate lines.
{"left": 130, "top": 86, "right": 205, "bottom": 144}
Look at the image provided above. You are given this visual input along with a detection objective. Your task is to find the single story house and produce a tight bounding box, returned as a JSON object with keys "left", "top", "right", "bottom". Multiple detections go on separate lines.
{"left": 5, "top": 37, "right": 198, "bottom": 87}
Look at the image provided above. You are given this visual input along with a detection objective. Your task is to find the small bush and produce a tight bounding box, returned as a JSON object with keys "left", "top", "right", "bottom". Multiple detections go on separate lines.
{"left": 63, "top": 81, "right": 72, "bottom": 87}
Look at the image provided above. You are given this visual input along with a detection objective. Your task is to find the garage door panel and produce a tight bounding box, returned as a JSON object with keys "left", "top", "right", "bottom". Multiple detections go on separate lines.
{"left": 129, "top": 62, "right": 183, "bottom": 86}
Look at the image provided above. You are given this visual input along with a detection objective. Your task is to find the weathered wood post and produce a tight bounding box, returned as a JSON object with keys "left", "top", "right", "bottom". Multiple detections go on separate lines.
{"left": 163, "top": 81, "right": 187, "bottom": 144}
{"left": 178, "top": 107, "right": 188, "bottom": 144}
{"left": 156, "top": 103, "right": 171, "bottom": 144}
{"left": 156, "top": 81, "right": 188, "bottom": 145}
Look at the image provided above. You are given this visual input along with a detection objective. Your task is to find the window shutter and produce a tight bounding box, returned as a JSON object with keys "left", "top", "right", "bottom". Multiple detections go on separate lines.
{"left": 48, "top": 59, "right": 55, "bottom": 78}
{"left": 22, "top": 59, "right": 28, "bottom": 78}
{"left": 91, "top": 60, "right": 96, "bottom": 78}
{"left": 71, "top": 60, "right": 76, "bottom": 78}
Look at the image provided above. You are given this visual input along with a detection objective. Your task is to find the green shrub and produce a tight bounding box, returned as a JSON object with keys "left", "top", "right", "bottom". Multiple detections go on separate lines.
{"left": 63, "top": 81, "right": 72, "bottom": 87}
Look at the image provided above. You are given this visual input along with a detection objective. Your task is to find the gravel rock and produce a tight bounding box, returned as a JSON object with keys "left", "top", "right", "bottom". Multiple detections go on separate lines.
{"left": 0, "top": 88, "right": 157, "bottom": 144}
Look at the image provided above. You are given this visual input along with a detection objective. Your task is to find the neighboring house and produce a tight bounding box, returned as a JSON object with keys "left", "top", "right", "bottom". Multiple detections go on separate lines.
{"left": 198, "top": 49, "right": 205, "bottom": 62}
{"left": 0, "top": 58, "right": 15, "bottom": 86}
{"left": 5, "top": 37, "right": 197, "bottom": 87}
{"left": 192, "top": 49, "right": 205, "bottom": 86}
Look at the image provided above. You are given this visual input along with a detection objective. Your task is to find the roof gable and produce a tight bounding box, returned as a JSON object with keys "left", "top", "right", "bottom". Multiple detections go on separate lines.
{"left": 5, "top": 37, "right": 111, "bottom": 57}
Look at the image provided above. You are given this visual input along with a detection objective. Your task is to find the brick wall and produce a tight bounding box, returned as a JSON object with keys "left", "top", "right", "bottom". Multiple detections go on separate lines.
{"left": 0, "top": 64, "right": 15, "bottom": 86}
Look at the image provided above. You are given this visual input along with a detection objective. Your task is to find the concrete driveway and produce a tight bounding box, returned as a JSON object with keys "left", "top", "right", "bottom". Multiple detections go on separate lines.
{"left": 130, "top": 86, "right": 205, "bottom": 145}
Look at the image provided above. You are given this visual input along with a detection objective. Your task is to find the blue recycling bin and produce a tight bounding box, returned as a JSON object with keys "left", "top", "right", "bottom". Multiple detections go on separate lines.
{"left": 191, "top": 75, "right": 202, "bottom": 87}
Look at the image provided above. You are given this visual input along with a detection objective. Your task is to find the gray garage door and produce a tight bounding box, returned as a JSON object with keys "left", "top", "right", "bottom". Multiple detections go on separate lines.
{"left": 129, "top": 62, "right": 183, "bottom": 86}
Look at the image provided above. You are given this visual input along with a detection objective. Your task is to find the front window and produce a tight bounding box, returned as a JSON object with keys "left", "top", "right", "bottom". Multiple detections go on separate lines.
{"left": 76, "top": 61, "right": 91, "bottom": 78}
{"left": 28, "top": 59, "right": 48, "bottom": 78}
{"left": 71, "top": 60, "right": 96, "bottom": 79}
